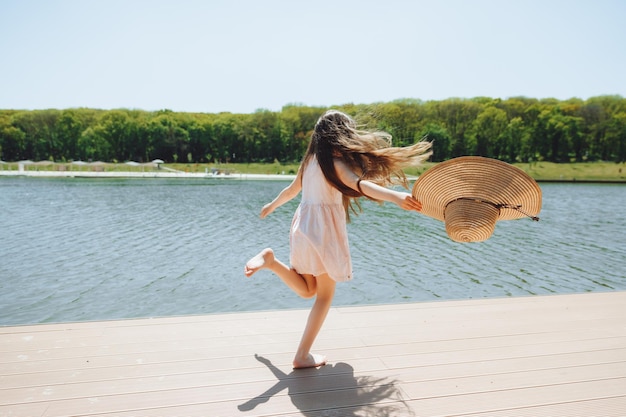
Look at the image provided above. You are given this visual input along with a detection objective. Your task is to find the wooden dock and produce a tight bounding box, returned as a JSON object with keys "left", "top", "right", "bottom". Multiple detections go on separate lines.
{"left": 1, "top": 291, "right": 625, "bottom": 416}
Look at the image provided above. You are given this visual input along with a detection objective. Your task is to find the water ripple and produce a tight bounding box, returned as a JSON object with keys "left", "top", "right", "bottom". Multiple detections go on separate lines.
{"left": 1, "top": 178, "right": 625, "bottom": 325}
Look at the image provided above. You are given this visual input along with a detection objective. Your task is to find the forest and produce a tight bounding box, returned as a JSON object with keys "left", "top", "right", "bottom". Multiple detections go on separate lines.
{"left": 1, "top": 95, "right": 625, "bottom": 165}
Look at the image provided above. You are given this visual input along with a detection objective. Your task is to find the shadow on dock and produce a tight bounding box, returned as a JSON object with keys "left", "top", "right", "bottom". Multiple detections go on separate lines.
{"left": 238, "top": 354, "right": 411, "bottom": 416}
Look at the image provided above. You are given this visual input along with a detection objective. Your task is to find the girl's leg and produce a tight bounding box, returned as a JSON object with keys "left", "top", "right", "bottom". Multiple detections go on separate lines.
{"left": 293, "top": 273, "right": 336, "bottom": 369}
{"left": 244, "top": 248, "right": 317, "bottom": 298}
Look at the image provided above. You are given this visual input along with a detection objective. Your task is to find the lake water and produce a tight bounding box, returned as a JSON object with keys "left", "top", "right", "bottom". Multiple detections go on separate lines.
{"left": 1, "top": 177, "right": 625, "bottom": 326}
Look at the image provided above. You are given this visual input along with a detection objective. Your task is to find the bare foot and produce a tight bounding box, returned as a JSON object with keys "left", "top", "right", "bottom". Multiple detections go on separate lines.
{"left": 244, "top": 248, "right": 275, "bottom": 277}
{"left": 293, "top": 353, "right": 327, "bottom": 369}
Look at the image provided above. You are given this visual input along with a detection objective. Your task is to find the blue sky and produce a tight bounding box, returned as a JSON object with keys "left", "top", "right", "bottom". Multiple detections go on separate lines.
{"left": 1, "top": 0, "right": 625, "bottom": 114}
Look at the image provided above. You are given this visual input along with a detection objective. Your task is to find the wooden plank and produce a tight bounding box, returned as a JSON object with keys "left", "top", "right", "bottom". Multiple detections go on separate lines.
{"left": 400, "top": 379, "right": 626, "bottom": 416}
{"left": 9, "top": 359, "right": 620, "bottom": 408}
{"left": 400, "top": 362, "right": 626, "bottom": 399}
{"left": 380, "top": 337, "right": 626, "bottom": 370}
{"left": 460, "top": 396, "right": 626, "bottom": 417}
{"left": 59, "top": 396, "right": 626, "bottom": 417}
{"left": 3, "top": 310, "right": 621, "bottom": 368}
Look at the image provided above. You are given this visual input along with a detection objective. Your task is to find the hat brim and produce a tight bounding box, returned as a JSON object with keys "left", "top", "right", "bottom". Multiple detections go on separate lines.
{"left": 412, "top": 156, "right": 542, "bottom": 222}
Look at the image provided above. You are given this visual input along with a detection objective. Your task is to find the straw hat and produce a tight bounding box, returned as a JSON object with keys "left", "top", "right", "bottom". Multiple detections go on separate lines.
{"left": 412, "top": 156, "right": 542, "bottom": 243}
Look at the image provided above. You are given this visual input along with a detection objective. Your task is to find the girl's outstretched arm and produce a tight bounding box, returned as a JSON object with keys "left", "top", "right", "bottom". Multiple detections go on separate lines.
{"left": 334, "top": 159, "right": 422, "bottom": 212}
{"left": 259, "top": 164, "right": 303, "bottom": 218}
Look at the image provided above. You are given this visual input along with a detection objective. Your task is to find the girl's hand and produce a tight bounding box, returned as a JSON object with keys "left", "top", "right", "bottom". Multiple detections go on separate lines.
{"left": 259, "top": 167, "right": 303, "bottom": 219}
{"left": 396, "top": 192, "right": 423, "bottom": 212}
{"left": 260, "top": 203, "right": 274, "bottom": 218}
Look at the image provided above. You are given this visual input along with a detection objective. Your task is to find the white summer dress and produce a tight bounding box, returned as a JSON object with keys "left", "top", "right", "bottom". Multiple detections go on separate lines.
{"left": 289, "top": 156, "right": 353, "bottom": 282}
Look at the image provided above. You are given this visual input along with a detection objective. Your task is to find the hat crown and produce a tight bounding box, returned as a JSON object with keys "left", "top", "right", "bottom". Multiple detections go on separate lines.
{"left": 445, "top": 199, "right": 499, "bottom": 242}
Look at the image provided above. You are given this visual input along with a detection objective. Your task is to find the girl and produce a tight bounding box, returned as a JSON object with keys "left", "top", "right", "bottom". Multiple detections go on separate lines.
{"left": 244, "top": 110, "right": 432, "bottom": 369}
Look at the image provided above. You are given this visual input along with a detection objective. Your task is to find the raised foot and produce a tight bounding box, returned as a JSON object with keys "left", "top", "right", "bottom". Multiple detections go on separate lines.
{"left": 244, "top": 248, "right": 275, "bottom": 277}
{"left": 293, "top": 353, "right": 327, "bottom": 369}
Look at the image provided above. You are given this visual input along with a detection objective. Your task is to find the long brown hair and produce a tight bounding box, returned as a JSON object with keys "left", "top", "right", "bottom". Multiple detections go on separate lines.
{"left": 303, "top": 110, "right": 432, "bottom": 218}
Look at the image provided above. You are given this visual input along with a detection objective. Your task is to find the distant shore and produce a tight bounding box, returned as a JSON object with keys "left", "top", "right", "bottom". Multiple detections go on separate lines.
{"left": 2, "top": 169, "right": 625, "bottom": 183}
{"left": 0, "top": 169, "right": 297, "bottom": 181}
{"left": 1, "top": 159, "right": 625, "bottom": 183}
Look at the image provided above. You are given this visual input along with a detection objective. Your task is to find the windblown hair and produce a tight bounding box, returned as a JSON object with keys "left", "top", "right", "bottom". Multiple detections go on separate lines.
{"left": 303, "top": 109, "right": 432, "bottom": 219}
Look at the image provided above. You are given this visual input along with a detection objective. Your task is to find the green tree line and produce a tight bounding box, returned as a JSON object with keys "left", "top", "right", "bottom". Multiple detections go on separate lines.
{"left": 1, "top": 96, "right": 625, "bottom": 164}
